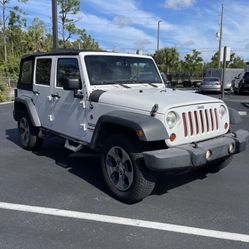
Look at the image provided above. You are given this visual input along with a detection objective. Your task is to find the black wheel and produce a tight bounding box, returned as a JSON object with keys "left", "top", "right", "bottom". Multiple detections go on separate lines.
{"left": 238, "top": 85, "right": 243, "bottom": 95}
{"left": 202, "top": 156, "right": 233, "bottom": 173}
{"left": 233, "top": 86, "right": 238, "bottom": 94}
{"left": 101, "top": 134, "right": 156, "bottom": 203}
{"left": 18, "top": 112, "right": 43, "bottom": 151}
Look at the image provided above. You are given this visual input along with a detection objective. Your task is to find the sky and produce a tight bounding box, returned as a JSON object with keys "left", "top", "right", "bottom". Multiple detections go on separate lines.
{"left": 7, "top": 0, "right": 249, "bottom": 61}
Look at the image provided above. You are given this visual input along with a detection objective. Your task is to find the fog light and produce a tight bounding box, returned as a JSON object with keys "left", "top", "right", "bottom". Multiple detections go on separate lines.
{"left": 228, "top": 143, "right": 235, "bottom": 154}
{"left": 206, "top": 150, "right": 212, "bottom": 160}
{"left": 224, "top": 122, "right": 229, "bottom": 130}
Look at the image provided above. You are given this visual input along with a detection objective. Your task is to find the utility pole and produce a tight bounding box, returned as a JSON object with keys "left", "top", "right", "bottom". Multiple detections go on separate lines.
{"left": 217, "top": 4, "right": 223, "bottom": 69}
{"left": 221, "top": 46, "right": 227, "bottom": 100}
{"left": 157, "top": 20, "right": 162, "bottom": 51}
{"left": 1, "top": 0, "right": 7, "bottom": 63}
{"left": 52, "top": 0, "right": 58, "bottom": 49}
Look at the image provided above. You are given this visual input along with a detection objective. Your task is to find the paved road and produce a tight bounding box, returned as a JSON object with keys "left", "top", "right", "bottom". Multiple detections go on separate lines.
{"left": 0, "top": 98, "right": 249, "bottom": 249}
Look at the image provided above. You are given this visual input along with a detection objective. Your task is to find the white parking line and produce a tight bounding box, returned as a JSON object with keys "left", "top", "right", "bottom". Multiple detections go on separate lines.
{"left": 238, "top": 111, "right": 248, "bottom": 116}
{"left": 0, "top": 201, "right": 249, "bottom": 243}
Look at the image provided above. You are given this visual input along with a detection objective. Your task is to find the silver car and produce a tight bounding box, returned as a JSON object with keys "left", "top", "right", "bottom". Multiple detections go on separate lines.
{"left": 199, "top": 77, "right": 221, "bottom": 93}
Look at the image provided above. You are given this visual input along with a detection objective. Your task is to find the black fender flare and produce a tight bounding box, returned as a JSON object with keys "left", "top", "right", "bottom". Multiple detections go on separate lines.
{"left": 229, "top": 108, "right": 241, "bottom": 124}
{"left": 14, "top": 97, "right": 41, "bottom": 127}
{"left": 90, "top": 110, "right": 168, "bottom": 149}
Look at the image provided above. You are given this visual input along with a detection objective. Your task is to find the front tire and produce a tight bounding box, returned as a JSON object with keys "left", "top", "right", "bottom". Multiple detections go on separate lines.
{"left": 101, "top": 134, "right": 156, "bottom": 203}
{"left": 18, "top": 112, "right": 42, "bottom": 151}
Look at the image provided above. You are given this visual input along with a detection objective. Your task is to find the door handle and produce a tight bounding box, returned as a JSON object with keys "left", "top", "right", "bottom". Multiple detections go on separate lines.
{"left": 51, "top": 93, "right": 61, "bottom": 99}
{"left": 33, "top": 90, "right": 40, "bottom": 95}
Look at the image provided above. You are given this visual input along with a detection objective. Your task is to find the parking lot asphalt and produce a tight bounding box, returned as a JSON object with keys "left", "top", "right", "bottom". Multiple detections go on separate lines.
{"left": 0, "top": 94, "right": 249, "bottom": 249}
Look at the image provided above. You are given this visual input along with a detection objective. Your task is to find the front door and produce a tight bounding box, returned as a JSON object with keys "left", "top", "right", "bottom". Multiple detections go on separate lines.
{"left": 49, "top": 57, "right": 87, "bottom": 140}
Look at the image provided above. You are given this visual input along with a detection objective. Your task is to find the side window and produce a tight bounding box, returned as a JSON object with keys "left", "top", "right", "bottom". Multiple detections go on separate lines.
{"left": 19, "top": 60, "right": 33, "bottom": 87}
{"left": 57, "top": 58, "right": 80, "bottom": 88}
{"left": 36, "top": 59, "right": 52, "bottom": 85}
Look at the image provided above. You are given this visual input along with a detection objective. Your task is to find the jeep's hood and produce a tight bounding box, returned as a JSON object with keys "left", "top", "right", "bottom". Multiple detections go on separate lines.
{"left": 98, "top": 88, "right": 223, "bottom": 114}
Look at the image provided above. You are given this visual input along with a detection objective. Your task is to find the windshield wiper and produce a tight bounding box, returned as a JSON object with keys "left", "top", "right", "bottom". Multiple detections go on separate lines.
{"left": 92, "top": 80, "right": 131, "bottom": 88}
{"left": 117, "top": 83, "right": 130, "bottom": 88}
{"left": 114, "top": 80, "right": 132, "bottom": 88}
{"left": 147, "top": 83, "right": 158, "bottom": 88}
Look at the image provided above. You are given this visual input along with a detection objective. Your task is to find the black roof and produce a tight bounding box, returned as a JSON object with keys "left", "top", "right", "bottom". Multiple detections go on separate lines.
{"left": 21, "top": 49, "right": 106, "bottom": 60}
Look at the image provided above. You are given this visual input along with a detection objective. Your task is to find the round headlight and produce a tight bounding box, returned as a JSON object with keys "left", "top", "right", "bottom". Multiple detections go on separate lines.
{"left": 219, "top": 105, "right": 227, "bottom": 119}
{"left": 166, "top": 111, "right": 177, "bottom": 128}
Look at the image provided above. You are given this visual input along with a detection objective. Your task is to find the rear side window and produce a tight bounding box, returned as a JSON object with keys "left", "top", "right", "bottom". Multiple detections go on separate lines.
{"left": 36, "top": 59, "right": 52, "bottom": 85}
{"left": 56, "top": 58, "right": 80, "bottom": 87}
{"left": 18, "top": 59, "right": 34, "bottom": 90}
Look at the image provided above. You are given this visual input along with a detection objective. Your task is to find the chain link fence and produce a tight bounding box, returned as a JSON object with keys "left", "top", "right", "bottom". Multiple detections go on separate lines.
{"left": 0, "top": 77, "right": 18, "bottom": 101}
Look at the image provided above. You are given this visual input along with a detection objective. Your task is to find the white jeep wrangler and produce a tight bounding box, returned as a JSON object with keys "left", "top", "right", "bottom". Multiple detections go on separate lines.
{"left": 13, "top": 50, "right": 249, "bottom": 203}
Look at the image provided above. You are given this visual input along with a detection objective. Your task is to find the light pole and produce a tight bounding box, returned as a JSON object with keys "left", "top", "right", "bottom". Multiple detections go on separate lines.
{"left": 217, "top": 4, "right": 223, "bottom": 69}
{"left": 157, "top": 20, "right": 162, "bottom": 51}
{"left": 52, "top": 0, "right": 58, "bottom": 49}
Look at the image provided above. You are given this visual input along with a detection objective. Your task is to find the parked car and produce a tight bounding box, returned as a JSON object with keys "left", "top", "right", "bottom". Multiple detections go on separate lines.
{"left": 199, "top": 77, "right": 221, "bottom": 93}
{"left": 232, "top": 72, "right": 249, "bottom": 94}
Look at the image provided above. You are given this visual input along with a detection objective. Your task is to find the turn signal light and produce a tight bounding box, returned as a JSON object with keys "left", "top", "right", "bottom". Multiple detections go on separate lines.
{"left": 224, "top": 122, "right": 229, "bottom": 130}
{"left": 169, "top": 133, "right": 176, "bottom": 142}
{"left": 136, "top": 129, "right": 144, "bottom": 137}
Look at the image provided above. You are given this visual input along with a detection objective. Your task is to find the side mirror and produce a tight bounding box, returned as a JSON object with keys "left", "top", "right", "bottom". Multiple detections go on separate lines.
{"left": 63, "top": 77, "right": 81, "bottom": 91}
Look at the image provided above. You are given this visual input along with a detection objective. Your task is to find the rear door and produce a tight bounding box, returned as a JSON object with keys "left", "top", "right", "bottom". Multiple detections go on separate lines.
{"left": 32, "top": 57, "right": 53, "bottom": 128}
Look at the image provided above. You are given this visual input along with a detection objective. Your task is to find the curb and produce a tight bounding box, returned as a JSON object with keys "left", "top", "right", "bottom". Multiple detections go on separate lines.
{"left": 0, "top": 101, "right": 14, "bottom": 105}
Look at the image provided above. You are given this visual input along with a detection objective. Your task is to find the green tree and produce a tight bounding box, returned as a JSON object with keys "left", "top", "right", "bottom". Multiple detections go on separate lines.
{"left": 153, "top": 47, "right": 179, "bottom": 74}
{"left": 7, "top": 6, "right": 27, "bottom": 57}
{"left": 207, "top": 51, "right": 219, "bottom": 68}
{"left": 227, "top": 53, "right": 245, "bottom": 68}
{"left": 25, "top": 18, "right": 46, "bottom": 52}
{"left": 57, "top": 0, "right": 80, "bottom": 47}
{"left": 71, "top": 29, "right": 100, "bottom": 50}
{"left": 207, "top": 51, "right": 245, "bottom": 69}
{"left": 182, "top": 49, "right": 203, "bottom": 80}
{"left": 0, "top": 0, "right": 28, "bottom": 63}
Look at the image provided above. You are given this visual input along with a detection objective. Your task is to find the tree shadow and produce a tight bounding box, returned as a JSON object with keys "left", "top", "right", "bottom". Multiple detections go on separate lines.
{"left": 6, "top": 128, "right": 210, "bottom": 200}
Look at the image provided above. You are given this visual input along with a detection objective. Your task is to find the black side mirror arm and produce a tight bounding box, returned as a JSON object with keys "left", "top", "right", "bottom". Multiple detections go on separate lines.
{"left": 74, "top": 90, "right": 84, "bottom": 99}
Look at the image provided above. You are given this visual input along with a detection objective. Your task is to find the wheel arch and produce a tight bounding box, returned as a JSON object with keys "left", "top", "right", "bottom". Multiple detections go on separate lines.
{"left": 90, "top": 110, "right": 168, "bottom": 150}
{"left": 14, "top": 97, "right": 41, "bottom": 127}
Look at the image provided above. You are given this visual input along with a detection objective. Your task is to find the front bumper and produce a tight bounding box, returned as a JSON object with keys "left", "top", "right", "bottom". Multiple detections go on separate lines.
{"left": 143, "top": 129, "right": 249, "bottom": 172}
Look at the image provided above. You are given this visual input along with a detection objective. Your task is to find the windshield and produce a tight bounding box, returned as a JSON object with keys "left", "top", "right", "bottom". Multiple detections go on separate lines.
{"left": 85, "top": 55, "right": 162, "bottom": 85}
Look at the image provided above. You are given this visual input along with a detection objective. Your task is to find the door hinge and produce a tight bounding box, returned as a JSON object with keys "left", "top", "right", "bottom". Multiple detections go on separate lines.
{"left": 80, "top": 123, "right": 87, "bottom": 131}
{"left": 80, "top": 100, "right": 86, "bottom": 108}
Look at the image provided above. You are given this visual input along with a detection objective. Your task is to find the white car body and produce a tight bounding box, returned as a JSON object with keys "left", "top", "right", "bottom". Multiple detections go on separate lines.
{"left": 14, "top": 50, "right": 248, "bottom": 203}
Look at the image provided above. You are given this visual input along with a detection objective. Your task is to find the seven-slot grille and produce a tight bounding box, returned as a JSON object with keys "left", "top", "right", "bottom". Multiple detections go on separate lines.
{"left": 182, "top": 108, "right": 219, "bottom": 137}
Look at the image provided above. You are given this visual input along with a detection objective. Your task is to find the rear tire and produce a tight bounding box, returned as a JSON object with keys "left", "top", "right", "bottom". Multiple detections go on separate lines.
{"left": 18, "top": 111, "right": 43, "bottom": 151}
{"left": 101, "top": 134, "right": 156, "bottom": 203}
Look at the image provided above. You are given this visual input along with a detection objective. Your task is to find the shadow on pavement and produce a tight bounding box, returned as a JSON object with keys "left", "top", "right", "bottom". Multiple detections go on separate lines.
{"left": 6, "top": 128, "right": 209, "bottom": 201}
{"left": 152, "top": 171, "right": 207, "bottom": 196}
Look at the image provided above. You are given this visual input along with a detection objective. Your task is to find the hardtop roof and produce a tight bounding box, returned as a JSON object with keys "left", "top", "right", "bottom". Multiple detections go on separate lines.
{"left": 21, "top": 49, "right": 152, "bottom": 60}
{"left": 21, "top": 49, "right": 107, "bottom": 60}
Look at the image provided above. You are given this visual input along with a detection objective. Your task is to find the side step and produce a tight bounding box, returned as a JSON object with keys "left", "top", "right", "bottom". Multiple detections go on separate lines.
{"left": 64, "top": 139, "right": 83, "bottom": 152}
